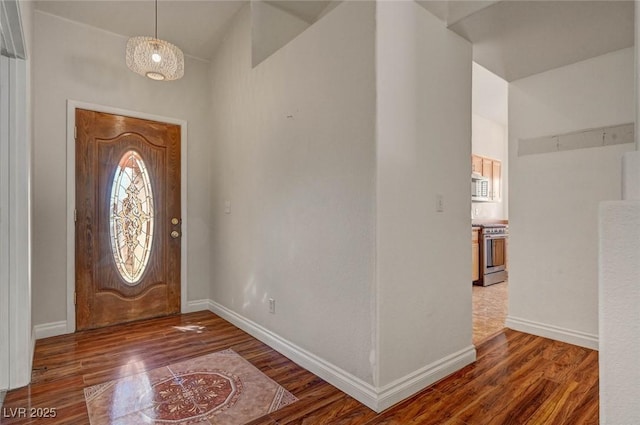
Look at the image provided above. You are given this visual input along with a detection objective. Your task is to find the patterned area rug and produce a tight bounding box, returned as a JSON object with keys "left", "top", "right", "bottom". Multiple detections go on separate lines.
{"left": 84, "top": 349, "right": 297, "bottom": 425}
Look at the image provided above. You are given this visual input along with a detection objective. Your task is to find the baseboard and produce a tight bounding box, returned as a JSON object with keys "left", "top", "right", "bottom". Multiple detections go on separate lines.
{"left": 33, "top": 321, "right": 68, "bottom": 340}
{"left": 36, "top": 300, "right": 212, "bottom": 339}
{"left": 207, "top": 299, "right": 476, "bottom": 412}
{"left": 207, "top": 299, "right": 380, "bottom": 410}
{"left": 184, "top": 299, "right": 212, "bottom": 313}
{"left": 32, "top": 301, "right": 477, "bottom": 411}
{"left": 506, "top": 316, "right": 599, "bottom": 350}
{"left": 30, "top": 327, "right": 36, "bottom": 375}
{"left": 376, "top": 345, "right": 476, "bottom": 411}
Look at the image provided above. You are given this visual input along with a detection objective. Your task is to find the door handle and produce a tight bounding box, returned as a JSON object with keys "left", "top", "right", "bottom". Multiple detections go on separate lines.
{"left": 170, "top": 218, "right": 181, "bottom": 239}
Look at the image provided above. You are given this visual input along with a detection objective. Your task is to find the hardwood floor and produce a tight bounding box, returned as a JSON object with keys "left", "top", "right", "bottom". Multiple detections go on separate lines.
{"left": 1, "top": 311, "right": 598, "bottom": 424}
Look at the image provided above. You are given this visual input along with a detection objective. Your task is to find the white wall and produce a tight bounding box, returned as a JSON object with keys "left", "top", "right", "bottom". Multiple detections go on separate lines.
{"left": 472, "top": 62, "right": 508, "bottom": 220}
{"left": 13, "top": 0, "right": 33, "bottom": 389}
{"left": 0, "top": 0, "right": 34, "bottom": 391}
{"left": 209, "top": 1, "right": 376, "bottom": 386}
{"left": 251, "top": 1, "right": 310, "bottom": 67}
{"left": 0, "top": 55, "right": 9, "bottom": 390}
{"left": 31, "top": 11, "right": 212, "bottom": 328}
{"left": 376, "top": 0, "right": 474, "bottom": 390}
{"left": 472, "top": 114, "right": 508, "bottom": 219}
{"left": 508, "top": 47, "right": 635, "bottom": 348}
{"left": 210, "top": 1, "right": 477, "bottom": 410}
{"left": 599, "top": 197, "right": 640, "bottom": 425}
{"left": 598, "top": 23, "right": 640, "bottom": 418}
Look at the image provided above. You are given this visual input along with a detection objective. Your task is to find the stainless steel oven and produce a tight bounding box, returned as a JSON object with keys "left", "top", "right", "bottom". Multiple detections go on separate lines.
{"left": 478, "top": 225, "right": 508, "bottom": 286}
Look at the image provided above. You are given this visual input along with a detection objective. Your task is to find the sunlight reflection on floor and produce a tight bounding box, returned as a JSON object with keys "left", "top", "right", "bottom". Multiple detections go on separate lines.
{"left": 172, "top": 325, "right": 206, "bottom": 333}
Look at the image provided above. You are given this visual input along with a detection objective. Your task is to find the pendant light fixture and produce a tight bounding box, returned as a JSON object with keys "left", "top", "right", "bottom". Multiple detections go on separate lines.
{"left": 126, "top": 0, "right": 184, "bottom": 81}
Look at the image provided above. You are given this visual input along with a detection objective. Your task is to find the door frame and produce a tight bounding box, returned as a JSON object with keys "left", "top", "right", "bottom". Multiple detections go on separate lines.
{"left": 65, "top": 100, "right": 188, "bottom": 333}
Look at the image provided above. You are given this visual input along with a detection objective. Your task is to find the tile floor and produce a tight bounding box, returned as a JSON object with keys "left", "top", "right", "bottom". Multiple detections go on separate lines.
{"left": 472, "top": 280, "right": 508, "bottom": 345}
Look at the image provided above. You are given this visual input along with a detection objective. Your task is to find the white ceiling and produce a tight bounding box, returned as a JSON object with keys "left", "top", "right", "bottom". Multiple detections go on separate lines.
{"left": 443, "top": 0, "right": 634, "bottom": 82}
{"left": 265, "top": 1, "right": 333, "bottom": 24}
{"left": 34, "top": 1, "right": 337, "bottom": 61}
{"left": 34, "top": 1, "right": 246, "bottom": 61}
{"left": 473, "top": 62, "right": 508, "bottom": 126}
{"left": 35, "top": 0, "right": 635, "bottom": 78}
{"left": 416, "top": 1, "right": 500, "bottom": 26}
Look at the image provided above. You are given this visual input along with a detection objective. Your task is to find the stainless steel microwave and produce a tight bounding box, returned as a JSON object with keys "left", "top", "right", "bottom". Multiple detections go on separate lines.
{"left": 472, "top": 174, "right": 490, "bottom": 202}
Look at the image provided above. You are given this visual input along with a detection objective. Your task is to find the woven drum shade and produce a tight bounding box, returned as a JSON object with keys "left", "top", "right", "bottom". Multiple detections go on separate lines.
{"left": 126, "top": 36, "right": 184, "bottom": 81}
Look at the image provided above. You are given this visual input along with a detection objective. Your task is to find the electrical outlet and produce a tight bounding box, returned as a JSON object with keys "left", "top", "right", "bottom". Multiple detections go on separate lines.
{"left": 224, "top": 200, "right": 231, "bottom": 214}
{"left": 269, "top": 298, "right": 276, "bottom": 314}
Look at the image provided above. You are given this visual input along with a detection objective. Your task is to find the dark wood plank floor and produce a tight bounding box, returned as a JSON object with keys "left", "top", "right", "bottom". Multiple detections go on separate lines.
{"left": 1, "top": 311, "right": 598, "bottom": 424}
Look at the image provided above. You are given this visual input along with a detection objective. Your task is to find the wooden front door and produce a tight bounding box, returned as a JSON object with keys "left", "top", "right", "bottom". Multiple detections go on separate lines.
{"left": 75, "top": 109, "right": 181, "bottom": 330}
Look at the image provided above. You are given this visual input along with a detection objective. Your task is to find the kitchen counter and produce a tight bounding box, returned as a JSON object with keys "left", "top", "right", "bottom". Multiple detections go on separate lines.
{"left": 472, "top": 219, "right": 508, "bottom": 227}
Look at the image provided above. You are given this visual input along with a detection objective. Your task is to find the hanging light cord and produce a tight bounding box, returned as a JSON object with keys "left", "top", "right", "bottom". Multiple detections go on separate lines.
{"left": 154, "top": 0, "right": 158, "bottom": 40}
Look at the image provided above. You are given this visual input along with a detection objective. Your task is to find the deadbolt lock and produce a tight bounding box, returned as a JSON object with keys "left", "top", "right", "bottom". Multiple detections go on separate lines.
{"left": 171, "top": 218, "right": 179, "bottom": 225}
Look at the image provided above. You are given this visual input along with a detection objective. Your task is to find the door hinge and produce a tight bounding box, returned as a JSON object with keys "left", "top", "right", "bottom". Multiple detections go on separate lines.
{"left": 74, "top": 292, "right": 77, "bottom": 305}
{"left": 74, "top": 126, "right": 77, "bottom": 140}
{"left": 74, "top": 208, "right": 77, "bottom": 222}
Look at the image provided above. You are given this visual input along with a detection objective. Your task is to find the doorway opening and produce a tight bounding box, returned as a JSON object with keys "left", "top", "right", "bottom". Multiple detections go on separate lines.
{"left": 471, "top": 62, "right": 509, "bottom": 345}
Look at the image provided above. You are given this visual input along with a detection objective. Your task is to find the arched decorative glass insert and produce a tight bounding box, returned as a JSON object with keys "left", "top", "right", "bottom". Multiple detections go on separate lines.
{"left": 109, "top": 150, "right": 154, "bottom": 284}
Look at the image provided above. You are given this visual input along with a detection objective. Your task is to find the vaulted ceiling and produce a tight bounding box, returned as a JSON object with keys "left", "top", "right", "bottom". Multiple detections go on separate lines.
{"left": 433, "top": 0, "right": 634, "bottom": 81}
{"left": 35, "top": 0, "right": 245, "bottom": 61}
{"left": 35, "top": 0, "right": 634, "bottom": 80}
{"left": 34, "top": 1, "right": 336, "bottom": 61}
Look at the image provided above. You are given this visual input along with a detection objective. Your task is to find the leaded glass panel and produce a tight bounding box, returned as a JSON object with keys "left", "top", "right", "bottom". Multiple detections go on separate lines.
{"left": 109, "top": 150, "right": 154, "bottom": 284}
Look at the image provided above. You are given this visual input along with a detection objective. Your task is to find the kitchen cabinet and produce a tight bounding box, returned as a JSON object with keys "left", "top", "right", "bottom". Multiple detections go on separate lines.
{"left": 492, "top": 161, "right": 501, "bottom": 201}
{"left": 481, "top": 158, "right": 492, "bottom": 179}
{"left": 472, "top": 155, "right": 483, "bottom": 174}
{"left": 472, "top": 228, "right": 480, "bottom": 282}
{"left": 471, "top": 154, "right": 502, "bottom": 202}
